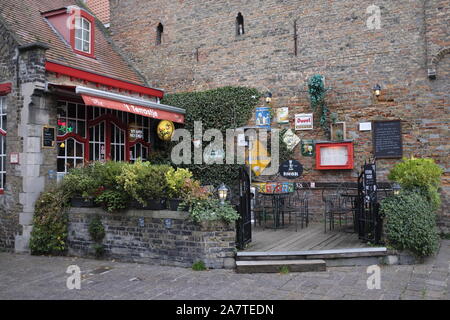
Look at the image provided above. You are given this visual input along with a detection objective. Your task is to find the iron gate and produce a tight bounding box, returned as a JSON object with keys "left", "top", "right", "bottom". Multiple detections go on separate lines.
{"left": 357, "top": 162, "right": 383, "bottom": 244}
{"left": 236, "top": 167, "right": 252, "bottom": 249}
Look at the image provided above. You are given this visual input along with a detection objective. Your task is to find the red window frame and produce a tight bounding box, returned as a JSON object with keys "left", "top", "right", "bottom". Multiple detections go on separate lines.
{"left": 315, "top": 142, "right": 354, "bottom": 170}
{"left": 69, "top": 9, "right": 95, "bottom": 58}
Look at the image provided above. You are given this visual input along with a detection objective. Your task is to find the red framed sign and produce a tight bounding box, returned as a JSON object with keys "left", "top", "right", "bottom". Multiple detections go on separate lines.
{"left": 315, "top": 142, "right": 354, "bottom": 170}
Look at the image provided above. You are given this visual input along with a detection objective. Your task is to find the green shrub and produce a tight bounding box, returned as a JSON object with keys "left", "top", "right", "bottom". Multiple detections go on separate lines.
{"left": 165, "top": 167, "right": 193, "bottom": 199}
{"left": 381, "top": 191, "right": 440, "bottom": 257}
{"left": 192, "top": 260, "right": 207, "bottom": 271}
{"left": 95, "top": 190, "right": 129, "bottom": 213}
{"left": 88, "top": 215, "right": 105, "bottom": 243}
{"left": 388, "top": 157, "right": 443, "bottom": 211}
{"left": 117, "top": 161, "right": 171, "bottom": 206}
{"left": 184, "top": 198, "right": 240, "bottom": 224}
{"left": 60, "top": 165, "right": 100, "bottom": 199}
{"left": 29, "top": 189, "right": 70, "bottom": 255}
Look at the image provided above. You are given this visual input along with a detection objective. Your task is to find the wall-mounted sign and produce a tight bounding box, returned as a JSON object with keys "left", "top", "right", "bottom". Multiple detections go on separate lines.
{"left": 157, "top": 120, "right": 175, "bottom": 141}
{"left": 363, "top": 163, "right": 377, "bottom": 202}
{"left": 42, "top": 126, "right": 56, "bottom": 148}
{"left": 359, "top": 122, "right": 372, "bottom": 131}
{"left": 295, "top": 114, "right": 313, "bottom": 130}
{"left": 301, "top": 140, "right": 315, "bottom": 157}
{"left": 164, "top": 218, "right": 173, "bottom": 229}
{"left": 373, "top": 120, "right": 403, "bottom": 159}
{"left": 247, "top": 139, "right": 271, "bottom": 176}
{"left": 279, "top": 160, "right": 303, "bottom": 179}
{"left": 316, "top": 142, "right": 354, "bottom": 170}
{"left": 10, "top": 152, "right": 19, "bottom": 164}
{"left": 255, "top": 107, "right": 271, "bottom": 128}
{"left": 276, "top": 107, "right": 289, "bottom": 124}
{"left": 283, "top": 129, "right": 300, "bottom": 151}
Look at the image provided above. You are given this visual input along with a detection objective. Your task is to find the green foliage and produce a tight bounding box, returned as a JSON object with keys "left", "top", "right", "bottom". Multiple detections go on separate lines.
{"left": 61, "top": 166, "right": 100, "bottom": 199}
{"left": 88, "top": 215, "right": 105, "bottom": 243}
{"left": 116, "top": 160, "right": 171, "bottom": 206}
{"left": 162, "top": 86, "right": 261, "bottom": 187}
{"left": 268, "top": 128, "right": 294, "bottom": 163}
{"left": 388, "top": 157, "right": 443, "bottom": 211}
{"left": 192, "top": 260, "right": 207, "bottom": 271}
{"left": 279, "top": 266, "right": 290, "bottom": 274}
{"left": 184, "top": 198, "right": 240, "bottom": 224}
{"left": 308, "top": 75, "right": 330, "bottom": 134}
{"left": 29, "top": 189, "right": 70, "bottom": 255}
{"left": 165, "top": 167, "right": 193, "bottom": 199}
{"left": 381, "top": 191, "right": 440, "bottom": 257}
{"left": 95, "top": 190, "right": 129, "bottom": 213}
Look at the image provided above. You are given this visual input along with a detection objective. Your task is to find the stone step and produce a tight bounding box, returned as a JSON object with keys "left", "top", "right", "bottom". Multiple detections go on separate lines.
{"left": 236, "top": 259, "right": 326, "bottom": 274}
{"left": 236, "top": 247, "right": 389, "bottom": 267}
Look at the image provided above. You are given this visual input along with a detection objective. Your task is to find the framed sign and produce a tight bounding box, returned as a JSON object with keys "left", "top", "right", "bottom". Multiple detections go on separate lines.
{"left": 279, "top": 160, "right": 303, "bottom": 179}
{"left": 10, "top": 152, "right": 19, "bottom": 164}
{"left": 276, "top": 107, "right": 289, "bottom": 124}
{"left": 301, "top": 140, "right": 315, "bottom": 157}
{"left": 295, "top": 114, "right": 313, "bottom": 130}
{"left": 42, "top": 126, "right": 56, "bottom": 148}
{"left": 315, "top": 142, "right": 354, "bottom": 170}
{"left": 373, "top": 120, "right": 403, "bottom": 159}
{"left": 255, "top": 107, "right": 271, "bottom": 128}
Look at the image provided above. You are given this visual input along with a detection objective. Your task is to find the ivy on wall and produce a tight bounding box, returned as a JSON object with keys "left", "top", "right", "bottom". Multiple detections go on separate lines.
{"left": 162, "top": 86, "right": 262, "bottom": 187}
{"left": 308, "top": 75, "right": 330, "bottom": 136}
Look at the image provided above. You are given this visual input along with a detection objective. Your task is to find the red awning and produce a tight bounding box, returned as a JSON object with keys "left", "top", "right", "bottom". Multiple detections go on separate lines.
{"left": 80, "top": 94, "right": 185, "bottom": 124}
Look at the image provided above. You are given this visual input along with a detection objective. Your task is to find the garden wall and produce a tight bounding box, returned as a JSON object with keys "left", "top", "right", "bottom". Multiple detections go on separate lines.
{"left": 67, "top": 208, "right": 236, "bottom": 269}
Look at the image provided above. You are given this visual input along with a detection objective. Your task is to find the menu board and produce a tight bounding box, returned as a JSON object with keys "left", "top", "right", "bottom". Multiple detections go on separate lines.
{"left": 373, "top": 120, "right": 403, "bottom": 159}
{"left": 320, "top": 146, "right": 349, "bottom": 166}
{"left": 42, "top": 126, "right": 56, "bottom": 148}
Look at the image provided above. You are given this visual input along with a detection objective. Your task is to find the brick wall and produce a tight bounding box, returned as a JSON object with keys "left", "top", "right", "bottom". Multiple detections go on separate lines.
{"left": 110, "top": 0, "right": 450, "bottom": 219}
{"left": 68, "top": 208, "right": 236, "bottom": 269}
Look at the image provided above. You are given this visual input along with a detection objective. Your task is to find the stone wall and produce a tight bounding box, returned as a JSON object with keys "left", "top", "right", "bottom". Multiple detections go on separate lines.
{"left": 68, "top": 208, "right": 237, "bottom": 269}
{"left": 110, "top": 0, "right": 450, "bottom": 221}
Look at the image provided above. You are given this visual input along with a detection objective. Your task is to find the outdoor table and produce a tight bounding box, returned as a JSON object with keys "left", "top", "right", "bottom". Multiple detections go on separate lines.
{"left": 340, "top": 193, "right": 360, "bottom": 233}
{"left": 260, "top": 192, "right": 290, "bottom": 229}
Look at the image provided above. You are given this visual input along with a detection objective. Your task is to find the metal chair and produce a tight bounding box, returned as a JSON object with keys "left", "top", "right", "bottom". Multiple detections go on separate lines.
{"left": 322, "top": 184, "right": 354, "bottom": 233}
{"left": 253, "top": 189, "right": 275, "bottom": 229}
{"left": 286, "top": 189, "right": 309, "bottom": 231}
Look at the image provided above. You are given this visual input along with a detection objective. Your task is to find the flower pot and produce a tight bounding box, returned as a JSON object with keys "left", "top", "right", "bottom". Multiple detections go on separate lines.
{"left": 167, "top": 198, "right": 185, "bottom": 211}
{"left": 71, "top": 196, "right": 98, "bottom": 208}
{"left": 130, "top": 199, "right": 166, "bottom": 210}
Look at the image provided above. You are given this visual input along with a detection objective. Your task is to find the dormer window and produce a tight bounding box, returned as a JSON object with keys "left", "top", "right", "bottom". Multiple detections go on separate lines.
{"left": 75, "top": 17, "right": 91, "bottom": 54}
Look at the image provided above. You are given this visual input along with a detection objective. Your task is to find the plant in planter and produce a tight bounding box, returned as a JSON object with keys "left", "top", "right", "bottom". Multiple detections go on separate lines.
{"left": 183, "top": 197, "right": 240, "bottom": 227}
{"left": 61, "top": 165, "right": 101, "bottom": 207}
{"left": 94, "top": 189, "right": 129, "bottom": 213}
{"left": 165, "top": 167, "right": 193, "bottom": 210}
{"left": 117, "top": 161, "right": 171, "bottom": 210}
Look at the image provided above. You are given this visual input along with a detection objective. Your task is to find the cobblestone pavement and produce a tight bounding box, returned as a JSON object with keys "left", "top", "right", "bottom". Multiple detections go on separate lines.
{"left": 0, "top": 241, "right": 448, "bottom": 300}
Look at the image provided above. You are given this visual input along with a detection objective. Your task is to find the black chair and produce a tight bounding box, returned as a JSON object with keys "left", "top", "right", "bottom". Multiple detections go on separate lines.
{"left": 322, "top": 184, "right": 354, "bottom": 233}
{"left": 253, "top": 189, "right": 275, "bottom": 229}
{"left": 285, "top": 189, "right": 309, "bottom": 231}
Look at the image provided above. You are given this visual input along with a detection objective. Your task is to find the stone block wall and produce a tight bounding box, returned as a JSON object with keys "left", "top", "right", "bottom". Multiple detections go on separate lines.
{"left": 110, "top": 0, "right": 450, "bottom": 220}
{"left": 68, "top": 208, "right": 237, "bottom": 269}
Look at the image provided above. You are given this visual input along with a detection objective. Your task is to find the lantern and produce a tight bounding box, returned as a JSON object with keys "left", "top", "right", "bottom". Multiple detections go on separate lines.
{"left": 218, "top": 183, "right": 229, "bottom": 205}
{"left": 373, "top": 84, "right": 382, "bottom": 97}
{"left": 157, "top": 120, "right": 175, "bottom": 141}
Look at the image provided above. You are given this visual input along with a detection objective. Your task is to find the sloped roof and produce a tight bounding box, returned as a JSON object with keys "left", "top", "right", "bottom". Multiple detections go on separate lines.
{"left": 85, "top": 0, "right": 110, "bottom": 25}
{"left": 0, "top": 0, "right": 145, "bottom": 86}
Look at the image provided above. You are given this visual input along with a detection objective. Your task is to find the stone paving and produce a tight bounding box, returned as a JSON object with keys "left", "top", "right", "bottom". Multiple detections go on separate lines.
{"left": 0, "top": 241, "right": 448, "bottom": 300}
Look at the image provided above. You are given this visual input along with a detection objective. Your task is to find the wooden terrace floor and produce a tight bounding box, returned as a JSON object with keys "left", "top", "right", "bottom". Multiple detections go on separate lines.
{"left": 244, "top": 223, "right": 375, "bottom": 252}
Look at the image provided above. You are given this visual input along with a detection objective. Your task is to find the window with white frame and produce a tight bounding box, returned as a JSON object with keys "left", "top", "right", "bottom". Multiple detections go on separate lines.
{"left": 75, "top": 17, "right": 91, "bottom": 54}
{"left": 0, "top": 97, "right": 7, "bottom": 191}
{"left": 57, "top": 101, "right": 86, "bottom": 174}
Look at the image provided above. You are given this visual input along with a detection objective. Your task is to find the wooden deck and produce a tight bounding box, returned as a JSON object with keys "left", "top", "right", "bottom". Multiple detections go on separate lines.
{"left": 245, "top": 223, "right": 373, "bottom": 252}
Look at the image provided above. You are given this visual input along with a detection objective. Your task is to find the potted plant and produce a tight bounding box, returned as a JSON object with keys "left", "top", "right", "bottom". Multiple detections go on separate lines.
{"left": 165, "top": 168, "right": 193, "bottom": 210}
{"left": 117, "top": 161, "right": 171, "bottom": 210}
{"left": 61, "top": 166, "right": 100, "bottom": 208}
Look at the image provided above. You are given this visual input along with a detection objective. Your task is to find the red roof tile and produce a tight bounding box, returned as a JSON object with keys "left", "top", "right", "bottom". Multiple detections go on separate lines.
{"left": 0, "top": 0, "right": 145, "bottom": 86}
{"left": 85, "top": 0, "right": 110, "bottom": 25}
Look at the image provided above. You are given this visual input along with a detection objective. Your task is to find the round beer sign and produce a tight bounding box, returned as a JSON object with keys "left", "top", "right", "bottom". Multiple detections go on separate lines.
{"left": 279, "top": 160, "right": 303, "bottom": 179}
{"left": 157, "top": 120, "right": 175, "bottom": 141}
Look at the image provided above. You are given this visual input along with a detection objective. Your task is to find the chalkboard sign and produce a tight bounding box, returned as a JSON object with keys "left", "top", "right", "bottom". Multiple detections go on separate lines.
{"left": 42, "top": 126, "right": 56, "bottom": 148}
{"left": 279, "top": 160, "right": 303, "bottom": 179}
{"left": 373, "top": 120, "right": 403, "bottom": 159}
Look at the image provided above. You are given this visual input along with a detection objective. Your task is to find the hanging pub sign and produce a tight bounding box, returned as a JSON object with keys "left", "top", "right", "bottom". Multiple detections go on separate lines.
{"left": 157, "top": 120, "right": 175, "bottom": 141}
{"left": 42, "top": 126, "right": 56, "bottom": 148}
{"left": 255, "top": 107, "right": 271, "bottom": 128}
{"left": 295, "top": 113, "right": 313, "bottom": 131}
{"left": 373, "top": 120, "right": 403, "bottom": 159}
{"left": 279, "top": 160, "right": 303, "bottom": 179}
{"left": 301, "top": 140, "right": 315, "bottom": 157}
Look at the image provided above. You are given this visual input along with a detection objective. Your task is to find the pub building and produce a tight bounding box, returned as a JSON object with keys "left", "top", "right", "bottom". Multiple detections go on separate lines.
{"left": 0, "top": 2, "right": 185, "bottom": 251}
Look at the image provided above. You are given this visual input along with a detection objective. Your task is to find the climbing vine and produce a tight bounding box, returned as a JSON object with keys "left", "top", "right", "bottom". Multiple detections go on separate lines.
{"left": 162, "top": 86, "right": 262, "bottom": 187}
{"left": 308, "top": 75, "right": 330, "bottom": 135}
